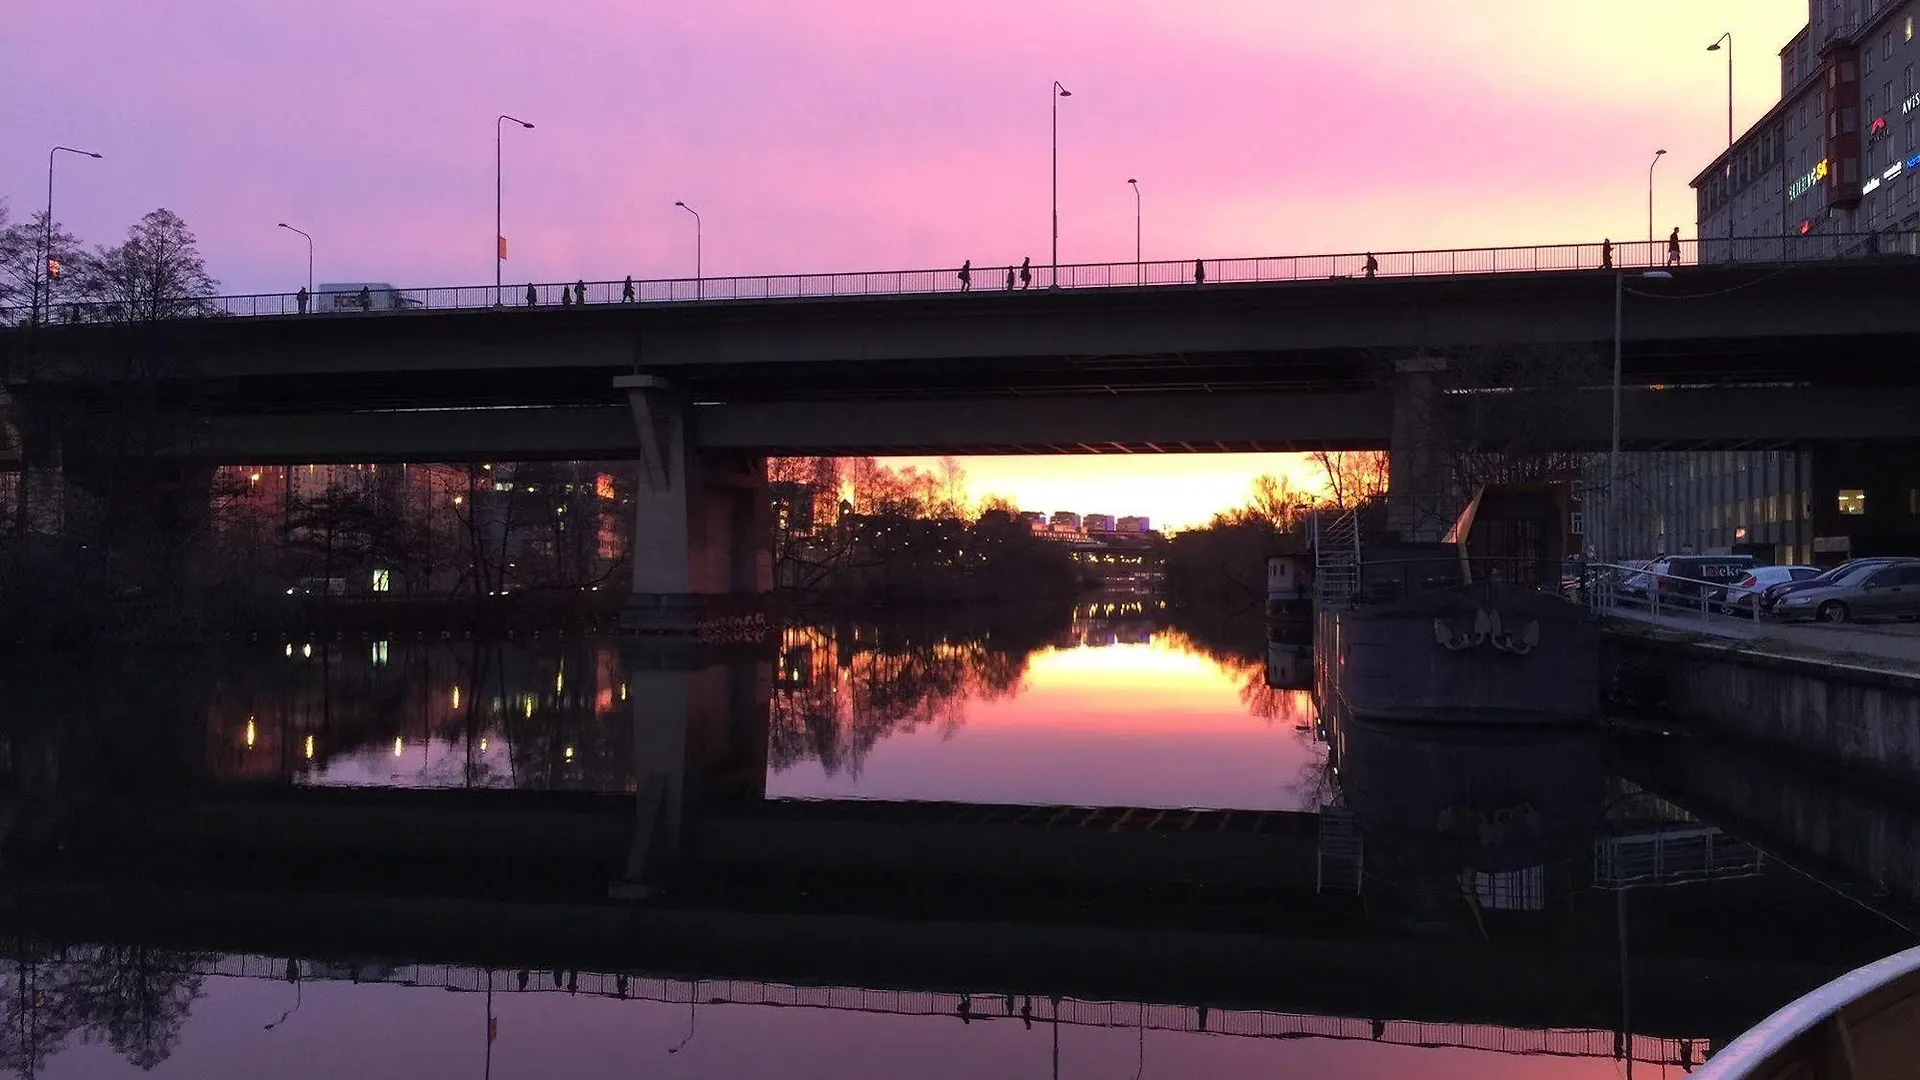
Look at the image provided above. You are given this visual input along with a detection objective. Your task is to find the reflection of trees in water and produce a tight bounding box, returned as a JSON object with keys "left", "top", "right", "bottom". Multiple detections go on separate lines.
{"left": 1155, "top": 622, "right": 1316, "bottom": 729}
{"left": 2, "top": 944, "right": 212, "bottom": 1075}
{"left": 768, "top": 625, "right": 1035, "bottom": 779}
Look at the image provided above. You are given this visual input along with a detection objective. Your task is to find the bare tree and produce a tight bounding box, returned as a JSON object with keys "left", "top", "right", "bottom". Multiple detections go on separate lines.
{"left": 0, "top": 207, "right": 84, "bottom": 327}
{"left": 1308, "top": 451, "right": 1390, "bottom": 510}
{"left": 1432, "top": 344, "right": 1604, "bottom": 496}
{"left": 72, "top": 208, "right": 218, "bottom": 322}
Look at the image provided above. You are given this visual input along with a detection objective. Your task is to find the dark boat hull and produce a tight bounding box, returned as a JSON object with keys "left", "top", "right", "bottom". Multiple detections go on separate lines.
{"left": 1315, "top": 581, "right": 1600, "bottom": 726}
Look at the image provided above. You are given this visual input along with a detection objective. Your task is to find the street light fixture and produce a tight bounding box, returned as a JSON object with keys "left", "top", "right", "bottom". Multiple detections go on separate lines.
{"left": 674, "top": 201, "right": 702, "bottom": 299}
{"left": 1127, "top": 179, "right": 1141, "bottom": 284}
{"left": 1052, "top": 80, "right": 1071, "bottom": 288}
{"left": 1609, "top": 269, "right": 1674, "bottom": 564}
{"left": 42, "top": 146, "right": 102, "bottom": 322}
{"left": 1647, "top": 149, "right": 1666, "bottom": 248}
{"left": 495, "top": 115, "right": 535, "bottom": 305}
{"left": 277, "top": 223, "right": 314, "bottom": 300}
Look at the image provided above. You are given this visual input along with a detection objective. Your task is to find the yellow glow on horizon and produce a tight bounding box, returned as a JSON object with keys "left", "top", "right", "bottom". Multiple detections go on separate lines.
{"left": 871, "top": 453, "right": 1328, "bottom": 531}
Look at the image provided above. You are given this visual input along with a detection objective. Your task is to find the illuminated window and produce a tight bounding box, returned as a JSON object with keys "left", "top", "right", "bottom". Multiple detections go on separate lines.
{"left": 1907, "top": 14, "right": 1914, "bottom": 41}
{"left": 371, "top": 640, "right": 388, "bottom": 665}
{"left": 371, "top": 568, "right": 391, "bottom": 592}
{"left": 1838, "top": 489, "right": 1868, "bottom": 515}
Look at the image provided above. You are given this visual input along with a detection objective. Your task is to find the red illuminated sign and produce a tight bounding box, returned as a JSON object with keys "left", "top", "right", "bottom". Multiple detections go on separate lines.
{"left": 1799, "top": 219, "right": 1813, "bottom": 235}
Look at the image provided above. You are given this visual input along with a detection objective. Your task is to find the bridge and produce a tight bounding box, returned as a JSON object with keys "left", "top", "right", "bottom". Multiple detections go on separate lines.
{"left": 8, "top": 234, "right": 1920, "bottom": 629}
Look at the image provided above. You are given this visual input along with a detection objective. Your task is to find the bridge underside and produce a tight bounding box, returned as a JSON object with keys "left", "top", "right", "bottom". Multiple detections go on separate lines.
{"left": 105, "top": 385, "right": 1920, "bottom": 462}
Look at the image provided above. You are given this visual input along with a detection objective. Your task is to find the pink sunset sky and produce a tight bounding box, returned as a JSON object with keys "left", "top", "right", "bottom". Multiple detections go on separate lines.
{"left": 4, "top": 0, "right": 1806, "bottom": 528}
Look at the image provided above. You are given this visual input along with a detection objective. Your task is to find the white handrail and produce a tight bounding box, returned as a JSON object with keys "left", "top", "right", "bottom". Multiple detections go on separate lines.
{"left": 1580, "top": 561, "right": 1765, "bottom": 624}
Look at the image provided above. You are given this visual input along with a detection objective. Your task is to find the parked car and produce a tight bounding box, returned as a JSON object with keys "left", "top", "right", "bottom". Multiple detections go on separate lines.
{"left": 1711, "top": 565, "right": 1821, "bottom": 614}
{"left": 1761, "top": 557, "right": 1910, "bottom": 616}
{"left": 1647, "top": 554, "right": 1757, "bottom": 606}
{"left": 1772, "top": 559, "right": 1920, "bottom": 623}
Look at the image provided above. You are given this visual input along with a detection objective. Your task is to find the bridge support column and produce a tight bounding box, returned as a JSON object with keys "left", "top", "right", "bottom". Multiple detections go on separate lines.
{"left": 618, "top": 376, "right": 773, "bottom": 634}
{"left": 613, "top": 641, "right": 773, "bottom": 898}
{"left": 1386, "top": 355, "right": 1452, "bottom": 541}
{"left": 10, "top": 399, "right": 66, "bottom": 538}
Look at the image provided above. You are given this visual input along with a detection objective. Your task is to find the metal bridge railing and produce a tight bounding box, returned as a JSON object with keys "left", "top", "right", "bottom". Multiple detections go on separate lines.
{"left": 1583, "top": 562, "right": 1767, "bottom": 626}
{"left": 3, "top": 230, "right": 1914, "bottom": 326}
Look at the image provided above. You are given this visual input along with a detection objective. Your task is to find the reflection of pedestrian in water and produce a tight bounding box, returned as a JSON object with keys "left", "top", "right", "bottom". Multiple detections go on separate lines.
{"left": 1019, "top": 256, "right": 1032, "bottom": 289}
{"left": 1020, "top": 997, "right": 1034, "bottom": 1030}
{"left": 297, "top": 287, "right": 310, "bottom": 314}
{"left": 957, "top": 994, "right": 972, "bottom": 1024}
{"left": 1194, "top": 259, "right": 1205, "bottom": 284}
{"left": 958, "top": 260, "right": 972, "bottom": 291}
{"left": 516, "top": 970, "right": 529, "bottom": 990}
{"left": 622, "top": 276, "right": 635, "bottom": 302}
{"left": 526, "top": 284, "right": 538, "bottom": 306}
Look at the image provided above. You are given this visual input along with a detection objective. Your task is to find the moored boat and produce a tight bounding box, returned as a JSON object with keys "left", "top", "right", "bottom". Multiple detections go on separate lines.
{"left": 1313, "top": 484, "right": 1601, "bottom": 727}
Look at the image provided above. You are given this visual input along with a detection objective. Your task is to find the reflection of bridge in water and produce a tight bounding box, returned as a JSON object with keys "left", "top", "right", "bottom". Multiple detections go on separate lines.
{"left": 9, "top": 634, "right": 1920, "bottom": 1074}
{"left": 174, "top": 951, "right": 1704, "bottom": 1067}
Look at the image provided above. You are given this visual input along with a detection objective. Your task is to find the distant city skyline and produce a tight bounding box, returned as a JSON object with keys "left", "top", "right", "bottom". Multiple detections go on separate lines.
{"left": 4, "top": 1, "right": 1804, "bottom": 528}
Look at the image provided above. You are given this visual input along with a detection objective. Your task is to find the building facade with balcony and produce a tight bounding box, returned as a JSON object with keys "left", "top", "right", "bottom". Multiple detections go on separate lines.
{"left": 1623, "top": 0, "right": 1920, "bottom": 568}
{"left": 1695, "top": 0, "right": 1920, "bottom": 254}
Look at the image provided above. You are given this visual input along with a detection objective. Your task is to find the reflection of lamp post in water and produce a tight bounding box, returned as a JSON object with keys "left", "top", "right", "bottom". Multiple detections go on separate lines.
{"left": 1051, "top": 994, "right": 1061, "bottom": 1080}
{"left": 667, "top": 980, "right": 697, "bottom": 1054}
{"left": 264, "top": 959, "right": 303, "bottom": 1030}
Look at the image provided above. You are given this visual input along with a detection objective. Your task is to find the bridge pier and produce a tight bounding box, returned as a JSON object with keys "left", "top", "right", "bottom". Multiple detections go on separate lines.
{"left": 615, "top": 641, "right": 773, "bottom": 897}
{"left": 10, "top": 400, "right": 67, "bottom": 538}
{"left": 1386, "top": 355, "right": 1453, "bottom": 541}
{"left": 618, "top": 376, "right": 773, "bottom": 634}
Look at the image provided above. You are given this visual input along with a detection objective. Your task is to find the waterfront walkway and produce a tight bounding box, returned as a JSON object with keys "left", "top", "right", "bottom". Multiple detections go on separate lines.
{"left": 1602, "top": 606, "right": 1920, "bottom": 672}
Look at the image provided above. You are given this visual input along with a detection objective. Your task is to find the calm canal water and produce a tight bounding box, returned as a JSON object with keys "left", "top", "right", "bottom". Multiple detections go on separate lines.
{"left": 3, "top": 604, "right": 1916, "bottom": 1078}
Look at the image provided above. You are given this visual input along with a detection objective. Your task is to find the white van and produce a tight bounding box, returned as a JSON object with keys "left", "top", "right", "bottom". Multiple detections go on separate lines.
{"left": 311, "top": 282, "right": 418, "bottom": 313}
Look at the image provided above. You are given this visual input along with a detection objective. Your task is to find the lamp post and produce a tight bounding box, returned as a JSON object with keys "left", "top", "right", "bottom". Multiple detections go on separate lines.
{"left": 1610, "top": 270, "right": 1673, "bottom": 564}
{"left": 674, "top": 201, "right": 702, "bottom": 299}
{"left": 42, "top": 146, "right": 102, "bottom": 322}
{"left": 495, "top": 114, "right": 534, "bottom": 305}
{"left": 1127, "top": 178, "right": 1141, "bottom": 284}
{"left": 1709, "top": 33, "right": 1733, "bottom": 258}
{"left": 1707, "top": 33, "right": 1733, "bottom": 149}
{"left": 1052, "top": 80, "right": 1071, "bottom": 287}
{"left": 277, "top": 223, "right": 314, "bottom": 298}
{"left": 1647, "top": 149, "right": 1666, "bottom": 249}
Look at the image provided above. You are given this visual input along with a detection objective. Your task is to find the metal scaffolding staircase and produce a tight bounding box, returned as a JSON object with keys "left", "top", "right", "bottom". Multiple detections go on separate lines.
{"left": 1311, "top": 508, "right": 1362, "bottom": 607}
